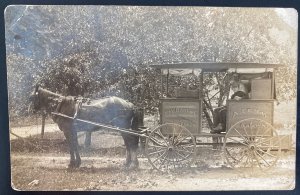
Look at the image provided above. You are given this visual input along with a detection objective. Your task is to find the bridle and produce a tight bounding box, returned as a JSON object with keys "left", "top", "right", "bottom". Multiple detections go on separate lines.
{"left": 33, "top": 86, "right": 66, "bottom": 117}
{"left": 32, "top": 87, "right": 41, "bottom": 112}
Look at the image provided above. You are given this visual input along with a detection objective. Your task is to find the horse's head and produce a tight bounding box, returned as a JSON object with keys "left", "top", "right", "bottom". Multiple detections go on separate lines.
{"left": 29, "top": 84, "right": 41, "bottom": 112}
{"left": 29, "top": 85, "right": 66, "bottom": 115}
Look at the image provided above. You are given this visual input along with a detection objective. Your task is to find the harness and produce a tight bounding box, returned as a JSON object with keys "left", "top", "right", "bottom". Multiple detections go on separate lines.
{"left": 54, "top": 97, "right": 84, "bottom": 119}
{"left": 51, "top": 95, "right": 143, "bottom": 130}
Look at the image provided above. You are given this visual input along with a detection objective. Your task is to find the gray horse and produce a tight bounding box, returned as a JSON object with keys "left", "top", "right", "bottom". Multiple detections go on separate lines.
{"left": 30, "top": 85, "right": 143, "bottom": 169}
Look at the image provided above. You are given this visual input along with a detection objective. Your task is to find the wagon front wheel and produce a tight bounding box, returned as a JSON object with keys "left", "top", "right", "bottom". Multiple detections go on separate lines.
{"left": 223, "top": 118, "right": 281, "bottom": 172}
{"left": 145, "top": 123, "right": 196, "bottom": 172}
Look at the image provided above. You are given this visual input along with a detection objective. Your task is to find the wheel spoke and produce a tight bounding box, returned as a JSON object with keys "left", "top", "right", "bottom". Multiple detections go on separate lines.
{"left": 242, "top": 125, "right": 250, "bottom": 138}
{"left": 172, "top": 126, "right": 177, "bottom": 144}
{"left": 147, "top": 144, "right": 167, "bottom": 150}
{"left": 237, "top": 151, "right": 248, "bottom": 165}
{"left": 256, "top": 147, "right": 277, "bottom": 158}
{"left": 148, "top": 148, "right": 167, "bottom": 156}
{"left": 249, "top": 152, "right": 254, "bottom": 171}
{"left": 170, "top": 152, "right": 177, "bottom": 169}
{"left": 155, "top": 129, "right": 168, "bottom": 141}
{"left": 174, "top": 149, "right": 188, "bottom": 159}
{"left": 258, "top": 126, "right": 271, "bottom": 136}
{"left": 181, "top": 145, "right": 196, "bottom": 156}
{"left": 175, "top": 135, "right": 192, "bottom": 145}
{"left": 149, "top": 136, "right": 168, "bottom": 147}
{"left": 255, "top": 136, "right": 275, "bottom": 146}
{"left": 177, "top": 149, "right": 192, "bottom": 159}
{"left": 227, "top": 137, "right": 249, "bottom": 147}
{"left": 226, "top": 148, "right": 247, "bottom": 163}
{"left": 175, "top": 146, "right": 192, "bottom": 153}
{"left": 158, "top": 153, "right": 168, "bottom": 170}
{"left": 152, "top": 150, "right": 167, "bottom": 164}
{"left": 173, "top": 128, "right": 184, "bottom": 144}
{"left": 225, "top": 148, "right": 242, "bottom": 161}
{"left": 155, "top": 129, "right": 169, "bottom": 145}
{"left": 254, "top": 150, "right": 271, "bottom": 167}
{"left": 253, "top": 151, "right": 263, "bottom": 169}
{"left": 243, "top": 152, "right": 252, "bottom": 167}
{"left": 232, "top": 128, "right": 248, "bottom": 141}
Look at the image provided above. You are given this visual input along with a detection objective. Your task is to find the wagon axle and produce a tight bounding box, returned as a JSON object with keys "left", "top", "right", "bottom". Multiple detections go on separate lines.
{"left": 249, "top": 145, "right": 256, "bottom": 151}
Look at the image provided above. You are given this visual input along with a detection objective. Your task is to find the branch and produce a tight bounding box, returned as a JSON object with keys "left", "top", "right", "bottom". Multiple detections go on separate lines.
{"left": 215, "top": 73, "right": 225, "bottom": 106}
{"left": 204, "top": 89, "right": 214, "bottom": 114}
{"left": 202, "top": 99, "right": 213, "bottom": 129}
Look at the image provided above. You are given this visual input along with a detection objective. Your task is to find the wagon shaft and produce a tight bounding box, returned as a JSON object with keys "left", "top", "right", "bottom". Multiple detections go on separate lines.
{"left": 51, "top": 112, "right": 148, "bottom": 137}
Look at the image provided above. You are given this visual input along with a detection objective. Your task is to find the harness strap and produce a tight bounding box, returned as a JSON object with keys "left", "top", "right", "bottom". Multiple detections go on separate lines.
{"left": 52, "top": 97, "right": 64, "bottom": 122}
{"left": 73, "top": 98, "right": 82, "bottom": 119}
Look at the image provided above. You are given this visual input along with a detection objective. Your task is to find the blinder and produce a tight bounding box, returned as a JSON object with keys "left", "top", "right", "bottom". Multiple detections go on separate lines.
{"left": 31, "top": 91, "right": 40, "bottom": 112}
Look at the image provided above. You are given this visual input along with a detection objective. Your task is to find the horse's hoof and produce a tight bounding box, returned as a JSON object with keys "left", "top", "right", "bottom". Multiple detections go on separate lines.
{"left": 68, "top": 160, "right": 76, "bottom": 169}
{"left": 68, "top": 164, "right": 75, "bottom": 169}
{"left": 123, "top": 161, "right": 131, "bottom": 168}
{"left": 128, "top": 163, "right": 139, "bottom": 171}
{"left": 75, "top": 160, "right": 81, "bottom": 168}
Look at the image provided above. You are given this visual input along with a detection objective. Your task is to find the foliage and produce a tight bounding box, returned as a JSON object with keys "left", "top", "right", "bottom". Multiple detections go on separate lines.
{"left": 5, "top": 6, "right": 297, "bottom": 118}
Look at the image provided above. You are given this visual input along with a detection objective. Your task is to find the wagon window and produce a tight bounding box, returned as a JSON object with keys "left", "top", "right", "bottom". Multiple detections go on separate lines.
{"left": 229, "top": 71, "right": 274, "bottom": 100}
{"left": 161, "top": 68, "right": 201, "bottom": 98}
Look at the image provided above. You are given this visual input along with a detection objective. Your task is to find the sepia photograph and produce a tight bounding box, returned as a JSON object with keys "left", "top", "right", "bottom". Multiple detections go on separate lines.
{"left": 5, "top": 5, "right": 297, "bottom": 191}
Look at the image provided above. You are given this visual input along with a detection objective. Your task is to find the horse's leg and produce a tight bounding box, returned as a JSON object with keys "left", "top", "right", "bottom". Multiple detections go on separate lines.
{"left": 122, "top": 134, "right": 131, "bottom": 168}
{"left": 72, "top": 130, "right": 81, "bottom": 168}
{"left": 129, "top": 135, "right": 139, "bottom": 169}
{"left": 63, "top": 130, "right": 76, "bottom": 168}
{"left": 84, "top": 131, "right": 92, "bottom": 148}
{"left": 122, "top": 134, "right": 139, "bottom": 170}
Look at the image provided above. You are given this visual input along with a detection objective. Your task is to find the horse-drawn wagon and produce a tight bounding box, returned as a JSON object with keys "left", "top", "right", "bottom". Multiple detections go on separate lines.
{"left": 146, "top": 62, "right": 283, "bottom": 172}
{"left": 31, "top": 62, "right": 285, "bottom": 173}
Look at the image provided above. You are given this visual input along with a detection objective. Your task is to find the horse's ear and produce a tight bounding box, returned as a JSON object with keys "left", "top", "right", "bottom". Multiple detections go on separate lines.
{"left": 35, "top": 84, "right": 39, "bottom": 92}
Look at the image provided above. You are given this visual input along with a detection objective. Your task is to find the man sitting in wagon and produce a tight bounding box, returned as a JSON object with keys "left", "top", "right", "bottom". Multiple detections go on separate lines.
{"left": 210, "top": 74, "right": 250, "bottom": 134}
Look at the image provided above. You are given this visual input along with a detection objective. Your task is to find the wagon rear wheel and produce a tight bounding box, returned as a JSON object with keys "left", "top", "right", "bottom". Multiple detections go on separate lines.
{"left": 223, "top": 118, "right": 281, "bottom": 172}
{"left": 145, "top": 123, "right": 196, "bottom": 172}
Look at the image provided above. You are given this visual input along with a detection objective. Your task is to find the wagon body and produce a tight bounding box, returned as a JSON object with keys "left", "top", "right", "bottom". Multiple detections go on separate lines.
{"left": 146, "top": 62, "right": 285, "bottom": 172}
{"left": 150, "top": 62, "right": 281, "bottom": 134}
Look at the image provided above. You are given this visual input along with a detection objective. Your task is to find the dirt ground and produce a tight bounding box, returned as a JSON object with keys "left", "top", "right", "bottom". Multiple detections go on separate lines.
{"left": 10, "top": 128, "right": 295, "bottom": 191}
{"left": 9, "top": 101, "right": 296, "bottom": 191}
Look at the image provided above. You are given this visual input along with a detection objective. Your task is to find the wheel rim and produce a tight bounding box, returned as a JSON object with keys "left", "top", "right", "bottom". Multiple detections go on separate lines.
{"left": 145, "top": 123, "right": 196, "bottom": 172}
{"left": 223, "top": 118, "right": 281, "bottom": 172}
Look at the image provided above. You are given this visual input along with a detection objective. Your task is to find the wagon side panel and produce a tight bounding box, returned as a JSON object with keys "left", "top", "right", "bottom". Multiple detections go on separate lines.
{"left": 226, "top": 100, "right": 274, "bottom": 136}
{"left": 160, "top": 99, "right": 202, "bottom": 135}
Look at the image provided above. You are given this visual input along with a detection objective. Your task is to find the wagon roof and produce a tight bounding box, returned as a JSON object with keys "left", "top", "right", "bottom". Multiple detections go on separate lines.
{"left": 149, "top": 62, "right": 283, "bottom": 71}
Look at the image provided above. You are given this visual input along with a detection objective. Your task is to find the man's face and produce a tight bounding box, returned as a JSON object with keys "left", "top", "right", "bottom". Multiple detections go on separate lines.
{"left": 231, "top": 81, "right": 239, "bottom": 92}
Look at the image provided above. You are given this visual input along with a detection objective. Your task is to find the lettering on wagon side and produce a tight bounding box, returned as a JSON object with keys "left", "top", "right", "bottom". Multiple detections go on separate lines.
{"left": 161, "top": 101, "right": 200, "bottom": 134}
{"left": 232, "top": 108, "right": 267, "bottom": 118}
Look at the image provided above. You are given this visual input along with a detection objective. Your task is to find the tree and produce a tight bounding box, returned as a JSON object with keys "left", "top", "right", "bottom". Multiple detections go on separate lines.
{"left": 5, "top": 6, "right": 297, "bottom": 118}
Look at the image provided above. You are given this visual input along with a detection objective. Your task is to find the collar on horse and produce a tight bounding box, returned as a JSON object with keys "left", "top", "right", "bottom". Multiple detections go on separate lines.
{"left": 53, "top": 96, "right": 84, "bottom": 121}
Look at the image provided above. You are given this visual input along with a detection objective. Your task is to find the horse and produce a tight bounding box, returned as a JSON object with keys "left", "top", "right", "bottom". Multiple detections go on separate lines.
{"left": 30, "top": 85, "right": 143, "bottom": 169}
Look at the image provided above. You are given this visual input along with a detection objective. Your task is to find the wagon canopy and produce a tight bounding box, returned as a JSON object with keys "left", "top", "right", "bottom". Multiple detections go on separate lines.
{"left": 149, "top": 62, "right": 283, "bottom": 76}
